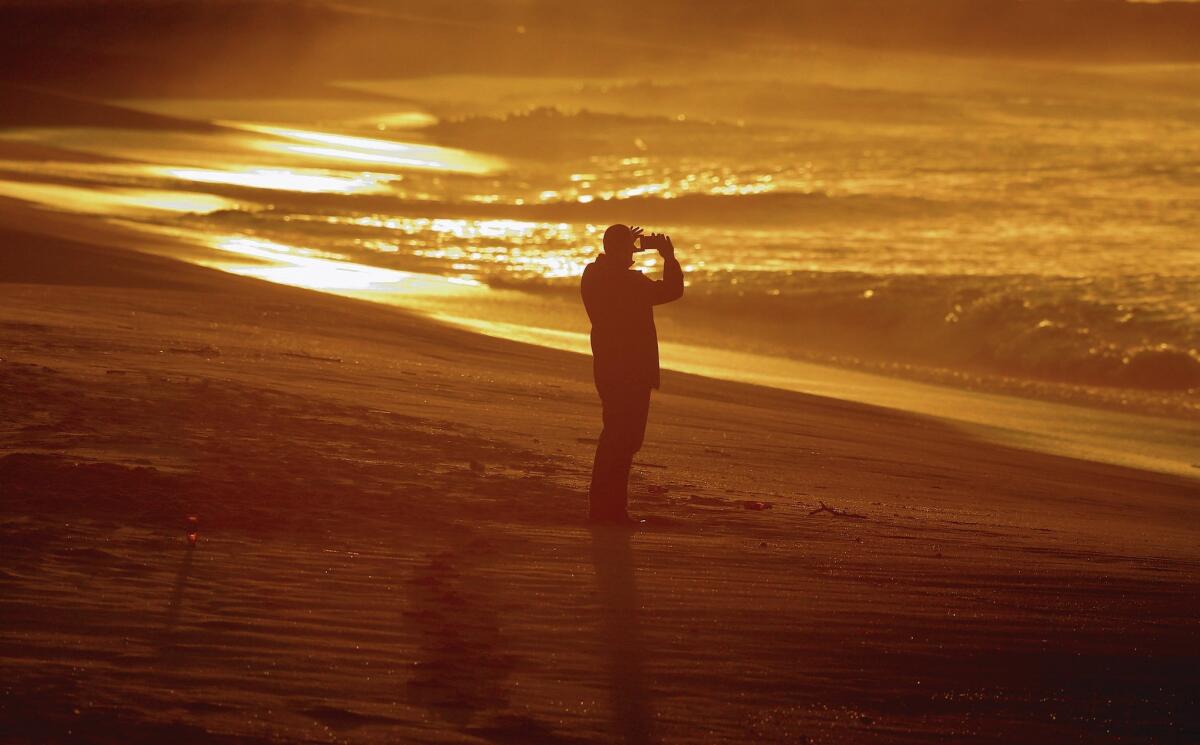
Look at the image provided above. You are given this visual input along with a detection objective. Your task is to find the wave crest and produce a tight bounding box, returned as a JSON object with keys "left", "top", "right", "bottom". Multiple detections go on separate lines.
{"left": 427, "top": 106, "right": 746, "bottom": 157}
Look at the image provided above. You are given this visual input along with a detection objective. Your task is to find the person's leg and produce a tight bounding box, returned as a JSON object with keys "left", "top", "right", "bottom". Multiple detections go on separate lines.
{"left": 614, "top": 386, "right": 651, "bottom": 513}
{"left": 589, "top": 437, "right": 619, "bottom": 519}
{"left": 590, "top": 385, "right": 651, "bottom": 520}
{"left": 614, "top": 451, "right": 634, "bottom": 505}
{"left": 589, "top": 386, "right": 623, "bottom": 519}
{"left": 625, "top": 386, "right": 651, "bottom": 455}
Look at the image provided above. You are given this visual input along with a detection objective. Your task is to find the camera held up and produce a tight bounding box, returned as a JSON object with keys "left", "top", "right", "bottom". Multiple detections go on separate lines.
{"left": 636, "top": 232, "right": 670, "bottom": 253}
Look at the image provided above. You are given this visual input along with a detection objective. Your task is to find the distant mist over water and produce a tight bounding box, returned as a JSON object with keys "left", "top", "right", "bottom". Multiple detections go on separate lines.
{"left": 3, "top": 0, "right": 1200, "bottom": 99}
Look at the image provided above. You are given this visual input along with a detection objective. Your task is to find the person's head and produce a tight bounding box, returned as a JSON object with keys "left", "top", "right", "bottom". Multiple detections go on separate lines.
{"left": 602, "top": 224, "right": 637, "bottom": 265}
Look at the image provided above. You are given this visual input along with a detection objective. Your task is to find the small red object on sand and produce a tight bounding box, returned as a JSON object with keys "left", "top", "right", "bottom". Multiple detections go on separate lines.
{"left": 186, "top": 515, "right": 199, "bottom": 546}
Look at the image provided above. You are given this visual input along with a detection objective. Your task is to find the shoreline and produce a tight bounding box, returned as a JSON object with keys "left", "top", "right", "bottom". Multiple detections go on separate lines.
{"left": 423, "top": 314, "right": 1200, "bottom": 479}
{"left": 4, "top": 198, "right": 1198, "bottom": 478}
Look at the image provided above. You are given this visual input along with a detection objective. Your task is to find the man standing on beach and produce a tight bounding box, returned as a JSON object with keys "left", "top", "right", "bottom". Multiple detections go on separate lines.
{"left": 581, "top": 224, "right": 684, "bottom": 526}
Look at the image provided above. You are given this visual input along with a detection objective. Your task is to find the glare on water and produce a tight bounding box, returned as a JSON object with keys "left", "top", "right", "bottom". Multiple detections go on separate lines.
{"left": 236, "top": 123, "right": 503, "bottom": 175}
{"left": 159, "top": 166, "right": 395, "bottom": 194}
{"left": 203, "top": 235, "right": 483, "bottom": 294}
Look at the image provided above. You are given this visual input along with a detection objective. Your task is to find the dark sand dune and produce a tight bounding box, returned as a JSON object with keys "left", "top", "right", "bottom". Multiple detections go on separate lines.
{"left": 1, "top": 204, "right": 1197, "bottom": 743}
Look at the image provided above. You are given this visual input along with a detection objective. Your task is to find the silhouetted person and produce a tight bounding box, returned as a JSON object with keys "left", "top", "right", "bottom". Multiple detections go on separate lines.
{"left": 582, "top": 224, "right": 683, "bottom": 526}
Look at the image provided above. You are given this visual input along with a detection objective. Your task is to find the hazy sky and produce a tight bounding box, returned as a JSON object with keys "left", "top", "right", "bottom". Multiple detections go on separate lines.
{"left": 1, "top": 0, "right": 1198, "bottom": 98}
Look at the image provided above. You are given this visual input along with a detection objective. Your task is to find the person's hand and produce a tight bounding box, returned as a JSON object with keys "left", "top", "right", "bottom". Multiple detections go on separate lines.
{"left": 658, "top": 234, "right": 675, "bottom": 260}
{"left": 627, "top": 226, "right": 644, "bottom": 253}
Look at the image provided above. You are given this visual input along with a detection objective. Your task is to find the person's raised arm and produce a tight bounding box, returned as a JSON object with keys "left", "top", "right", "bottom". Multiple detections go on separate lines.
{"left": 649, "top": 235, "right": 683, "bottom": 305}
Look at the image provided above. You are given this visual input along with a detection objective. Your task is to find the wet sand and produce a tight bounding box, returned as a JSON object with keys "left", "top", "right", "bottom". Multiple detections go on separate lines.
{"left": 1, "top": 203, "right": 1198, "bottom": 744}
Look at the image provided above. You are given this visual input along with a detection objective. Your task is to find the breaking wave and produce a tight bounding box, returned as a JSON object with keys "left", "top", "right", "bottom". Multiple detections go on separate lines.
{"left": 426, "top": 106, "right": 746, "bottom": 158}
{"left": 680, "top": 272, "right": 1200, "bottom": 392}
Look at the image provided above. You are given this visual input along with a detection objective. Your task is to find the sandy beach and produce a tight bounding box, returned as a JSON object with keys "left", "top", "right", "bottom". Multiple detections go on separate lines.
{"left": 1, "top": 200, "right": 1197, "bottom": 744}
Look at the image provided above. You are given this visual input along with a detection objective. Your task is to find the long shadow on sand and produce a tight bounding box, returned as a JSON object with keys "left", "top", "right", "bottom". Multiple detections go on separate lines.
{"left": 590, "top": 528, "right": 653, "bottom": 745}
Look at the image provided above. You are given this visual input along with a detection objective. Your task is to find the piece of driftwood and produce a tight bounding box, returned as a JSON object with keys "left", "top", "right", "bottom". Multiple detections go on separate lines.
{"left": 808, "top": 500, "right": 867, "bottom": 519}
{"left": 281, "top": 351, "right": 342, "bottom": 363}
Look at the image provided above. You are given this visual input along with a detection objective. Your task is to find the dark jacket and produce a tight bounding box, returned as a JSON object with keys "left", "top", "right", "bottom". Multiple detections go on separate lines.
{"left": 581, "top": 252, "right": 684, "bottom": 390}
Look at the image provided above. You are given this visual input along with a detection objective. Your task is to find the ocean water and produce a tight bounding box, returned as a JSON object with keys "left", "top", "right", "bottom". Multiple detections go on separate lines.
{"left": 1, "top": 49, "right": 1197, "bottom": 420}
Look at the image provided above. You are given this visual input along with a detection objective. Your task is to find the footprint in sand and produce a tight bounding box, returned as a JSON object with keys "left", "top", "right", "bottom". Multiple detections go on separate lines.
{"left": 402, "top": 546, "right": 516, "bottom": 722}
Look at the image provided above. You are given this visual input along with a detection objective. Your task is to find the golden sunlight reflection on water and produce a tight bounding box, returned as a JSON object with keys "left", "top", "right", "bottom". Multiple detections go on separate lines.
{"left": 235, "top": 124, "right": 504, "bottom": 175}
{"left": 1, "top": 120, "right": 503, "bottom": 199}
{"left": 205, "top": 234, "right": 484, "bottom": 293}
{"left": 301, "top": 213, "right": 606, "bottom": 279}
{"left": 159, "top": 166, "right": 395, "bottom": 194}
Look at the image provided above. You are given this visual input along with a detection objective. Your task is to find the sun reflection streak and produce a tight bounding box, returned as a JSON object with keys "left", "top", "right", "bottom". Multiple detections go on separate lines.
{"left": 289, "top": 213, "right": 600, "bottom": 279}
{"left": 281, "top": 144, "right": 446, "bottom": 170}
{"left": 204, "top": 235, "right": 485, "bottom": 295}
{"left": 160, "top": 167, "right": 393, "bottom": 194}
{"left": 207, "top": 236, "right": 410, "bottom": 289}
{"left": 235, "top": 123, "right": 504, "bottom": 175}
